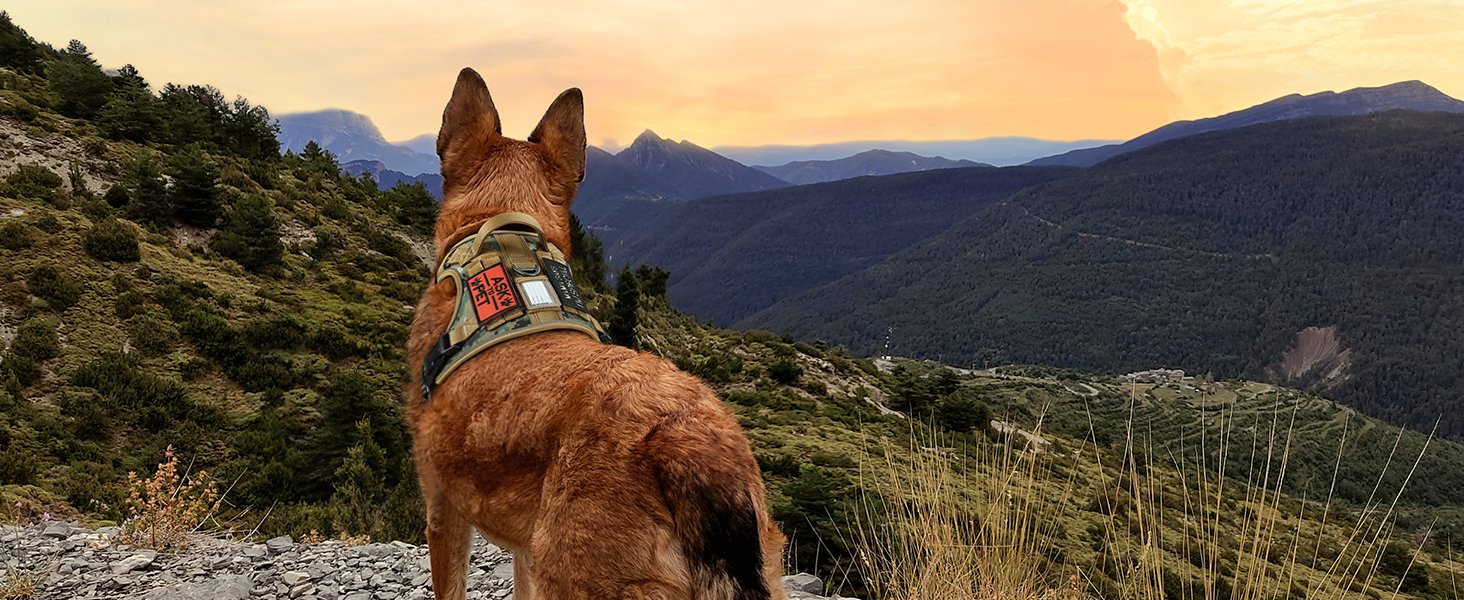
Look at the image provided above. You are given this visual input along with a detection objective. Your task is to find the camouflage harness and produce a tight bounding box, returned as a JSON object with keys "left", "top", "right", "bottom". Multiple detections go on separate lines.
{"left": 419, "top": 212, "right": 609, "bottom": 401}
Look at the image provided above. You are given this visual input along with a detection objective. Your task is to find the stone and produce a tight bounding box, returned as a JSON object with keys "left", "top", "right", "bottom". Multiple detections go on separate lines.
{"left": 42, "top": 522, "right": 71, "bottom": 538}
{"left": 138, "top": 575, "right": 254, "bottom": 600}
{"left": 291, "top": 582, "right": 317, "bottom": 598}
{"left": 267, "top": 535, "right": 296, "bottom": 553}
{"left": 344, "top": 593, "right": 372, "bottom": 600}
{"left": 243, "top": 545, "right": 268, "bottom": 558}
{"left": 784, "top": 572, "right": 823, "bottom": 595}
{"left": 111, "top": 550, "right": 158, "bottom": 574}
{"left": 284, "top": 570, "right": 313, "bottom": 585}
{"left": 410, "top": 573, "right": 430, "bottom": 587}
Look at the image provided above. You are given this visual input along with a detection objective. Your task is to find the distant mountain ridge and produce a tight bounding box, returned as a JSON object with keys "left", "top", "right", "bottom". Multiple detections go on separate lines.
{"left": 341, "top": 160, "right": 443, "bottom": 200}
{"left": 278, "top": 109, "right": 440, "bottom": 175}
{"left": 572, "top": 130, "right": 793, "bottom": 245}
{"left": 744, "top": 109, "right": 1464, "bottom": 438}
{"left": 715, "top": 137, "right": 1119, "bottom": 167}
{"left": 1029, "top": 81, "right": 1464, "bottom": 167}
{"left": 755, "top": 150, "right": 989, "bottom": 185}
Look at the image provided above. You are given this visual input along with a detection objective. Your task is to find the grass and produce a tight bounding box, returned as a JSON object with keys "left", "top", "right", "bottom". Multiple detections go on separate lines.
{"left": 849, "top": 379, "right": 1454, "bottom": 600}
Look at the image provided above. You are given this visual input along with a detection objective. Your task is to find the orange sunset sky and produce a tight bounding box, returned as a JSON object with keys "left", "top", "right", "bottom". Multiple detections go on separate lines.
{"left": 10, "top": 0, "right": 1464, "bottom": 149}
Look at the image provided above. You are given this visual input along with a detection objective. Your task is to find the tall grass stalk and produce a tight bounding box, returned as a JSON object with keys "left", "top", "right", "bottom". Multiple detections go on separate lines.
{"left": 855, "top": 380, "right": 1443, "bottom": 600}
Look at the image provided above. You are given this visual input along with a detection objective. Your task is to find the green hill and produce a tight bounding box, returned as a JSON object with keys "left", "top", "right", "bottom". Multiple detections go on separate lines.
{"left": 745, "top": 110, "right": 1464, "bottom": 439}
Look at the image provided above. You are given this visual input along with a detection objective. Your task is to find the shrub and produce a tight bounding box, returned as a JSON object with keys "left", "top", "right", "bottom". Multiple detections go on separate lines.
{"left": 120, "top": 446, "right": 220, "bottom": 550}
{"left": 27, "top": 262, "right": 82, "bottom": 310}
{"left": 82, "top": 216, "right": 140, "bottom": 262}
{"left": 768, "top": 359, "right": 803, "bottom": 385}
{"left": 3, "top": 163, "right": 61, "bottom": 200}
{"left": 10, "top": 317, "right": 58, "bottom": 361}
{"left": 128, "top": 314, "right": 178, "bottom": 356}
{"left": 0, "top": 220, "right": 34, "bottom": 249}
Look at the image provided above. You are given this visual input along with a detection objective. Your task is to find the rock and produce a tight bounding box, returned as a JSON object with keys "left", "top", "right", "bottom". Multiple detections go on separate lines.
{"left": 291, "top": 582, "right": 317, "bottom": 598}
{"left": 41, "top": 523, "right": 71, "bottom": 538}
{"left": 244, "top": 544, "right": 268, "bottom": 558}
{"left": 139, "top": 575, "right": 254, "bottom": 600}
{"left": 784, "top": 572, "right": 823, "bottom": 595}
{"left": 267, "top": 535, "right": 296, "bottom": 553}
{"left": 111, "top": 550, "right": 158, "bottom": 574}
{"left": 285, "top": 570, "right": 313, "bottom": 585}
{"left": 410, "top": 573, "right": 430, "bottom": 587}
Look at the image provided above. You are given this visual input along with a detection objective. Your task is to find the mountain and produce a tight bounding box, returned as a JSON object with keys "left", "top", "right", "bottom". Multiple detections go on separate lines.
{"left": 396, "top": 133, "right": 437, "bottom": 156}
{"left": 606, "top": 165, "right": 1078, "bottom": 325}
{"left": 754, "top": 149, "right": 989, "bottom": 184}
{"left": 615, "top": 129, "right": 791, "bottom": 198}
{"left": 277, "top": 109, "right": 440, "bottom": 175}
{"left": 1030, "top": 81, "right": 1464, "bottom": 167}
{"left": 571, "top": 131, "right": 792, "bottom": 245}
{"left": 341, "top": 159, "right": 443, "bottom": 200}
{"left": 715, "top": 137, "right": 1119, "bottom": 167}
{"left": 744, "top": 110, "right": 1464, "bottom": 438}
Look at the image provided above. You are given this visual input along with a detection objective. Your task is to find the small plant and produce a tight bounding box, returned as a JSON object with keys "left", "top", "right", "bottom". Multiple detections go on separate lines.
{"left": 119, "top": 446, "right": 221, "bottom": 550}
{"left": 0, "top": 563, "right": 44, "bottom": 600}
{"left": 83, "top": 216, "right": 140, "bottom": 262}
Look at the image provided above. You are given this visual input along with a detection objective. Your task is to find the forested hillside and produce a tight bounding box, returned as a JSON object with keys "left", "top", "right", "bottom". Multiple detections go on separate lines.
{"left": 746, "top": 110, "right": 1464, "bottom": 438}
{"left": 608, "top": 165, "right": 1077, "bottom": 324}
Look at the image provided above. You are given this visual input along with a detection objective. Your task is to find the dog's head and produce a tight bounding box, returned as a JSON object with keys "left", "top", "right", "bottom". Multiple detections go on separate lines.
{"left": 434, "top": 68, "right": 585, "bottom": 258}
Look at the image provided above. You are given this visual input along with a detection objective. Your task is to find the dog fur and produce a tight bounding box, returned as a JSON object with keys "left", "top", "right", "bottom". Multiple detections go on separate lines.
{"left": 406, "top": 68, "right": 787, "bottom": 600}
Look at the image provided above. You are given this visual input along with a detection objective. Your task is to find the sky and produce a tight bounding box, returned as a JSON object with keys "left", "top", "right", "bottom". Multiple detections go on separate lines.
{"left": 10, "top": 0, "right": 1464, "bottom": 150}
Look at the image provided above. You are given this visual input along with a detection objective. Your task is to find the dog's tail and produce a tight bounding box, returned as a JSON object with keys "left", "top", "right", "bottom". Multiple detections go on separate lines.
{"left": 649, "top": 414, "right": 780, "bottom": 600}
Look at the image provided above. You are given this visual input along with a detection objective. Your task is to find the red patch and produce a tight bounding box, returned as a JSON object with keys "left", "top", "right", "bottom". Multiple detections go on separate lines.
{"left": 467, "top": 264, "right": 519, "bottom": 322}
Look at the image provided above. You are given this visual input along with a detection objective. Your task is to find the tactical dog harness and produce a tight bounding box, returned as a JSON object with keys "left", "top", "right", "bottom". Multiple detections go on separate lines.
{"left": 419, "top": 212, "right": 609, "bottom": 401}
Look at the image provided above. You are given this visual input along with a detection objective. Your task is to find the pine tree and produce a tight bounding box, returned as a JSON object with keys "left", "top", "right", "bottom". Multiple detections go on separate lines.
{"left": 210, "top": 193, "right": 283, "bottom": 272}
{"left": 168, "top": 144, "right": 222, "bottom": 227}
{"left": 606, "top": 267, "right": 640, "bottom": 349}
{"left": 47, "top": 40, "right": 111, "bottom": 119}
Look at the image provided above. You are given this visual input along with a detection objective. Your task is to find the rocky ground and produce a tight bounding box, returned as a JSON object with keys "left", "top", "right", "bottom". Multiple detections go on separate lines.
{"left": 3, "top": 521, "right": 837, "bottom": 600}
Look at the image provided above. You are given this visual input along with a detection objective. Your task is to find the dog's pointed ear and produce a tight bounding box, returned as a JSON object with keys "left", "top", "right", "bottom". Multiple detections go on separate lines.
{"left": 437, "top": 68, "right": 501, "bottom": 160}
{"left": 528, "top": 88, "right": 586, "bottom": 189}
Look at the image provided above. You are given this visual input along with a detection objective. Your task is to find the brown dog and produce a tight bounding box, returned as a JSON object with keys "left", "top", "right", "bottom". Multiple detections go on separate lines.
{"left": 406, "top": 68, "right": 787, "bottom": 600}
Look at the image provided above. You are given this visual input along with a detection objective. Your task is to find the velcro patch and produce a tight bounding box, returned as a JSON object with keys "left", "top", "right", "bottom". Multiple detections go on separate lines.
{"left": 467, "top": 264, "right": 519, "bottom": 322}
{"left": 542, "top": 259, "right": 588, "bottom": 313}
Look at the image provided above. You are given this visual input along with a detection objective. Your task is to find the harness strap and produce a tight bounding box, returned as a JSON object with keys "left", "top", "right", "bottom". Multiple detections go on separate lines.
{"left": 420, "top": 213, "right": 610, "bottom": 402}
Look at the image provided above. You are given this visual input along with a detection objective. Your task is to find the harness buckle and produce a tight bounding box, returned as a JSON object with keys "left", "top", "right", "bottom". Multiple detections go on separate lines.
{"left": 420, "top": 333, "right": 462, "bottom": 402}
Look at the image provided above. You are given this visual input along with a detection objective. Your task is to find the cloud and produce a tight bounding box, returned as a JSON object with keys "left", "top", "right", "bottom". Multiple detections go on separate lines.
{"left": 11, "top": 0, "right": 1177, "bottom": 145}
{"left": 1117, "top": 0, "right": 1464, "bottom": 119}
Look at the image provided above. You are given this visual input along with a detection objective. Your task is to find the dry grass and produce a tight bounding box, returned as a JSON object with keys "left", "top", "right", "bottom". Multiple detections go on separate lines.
{"left": 854, "top": 384, "right": 1444, "bottom": 600}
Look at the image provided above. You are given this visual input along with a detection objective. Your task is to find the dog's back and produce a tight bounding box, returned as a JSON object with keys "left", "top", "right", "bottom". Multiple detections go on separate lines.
{"left": 407, "top": 68, "right": 785, "bottom": 600}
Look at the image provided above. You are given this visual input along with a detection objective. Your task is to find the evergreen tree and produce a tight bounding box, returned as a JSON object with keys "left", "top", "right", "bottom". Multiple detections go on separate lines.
{"left": 122, "top": 153, "right": 171, "bottom": 225}
{"left": 47, "top": 40, "right": 110, "bottom": 119}
{"left": 380, "top": 181, "right": 437, "bottom": 235}
{"left": 606, "top": 266, "right": 640, "bottom": 349}
{"left": 168, "top": 144, "right": 222, "bottom": 227}
{"left": 568, "top": 213, "right": 606, "bottom": 292}
{"left": 96, "top": 64, "right": 162, "bottom": 143}
{"left": 634, "top": 264, "right": 669, "bottom": 299}
{"left": 211, "top": 193, "right": 283, "bottom": 272}
{"left": 0, "top": 11, "right": 42, "bottom": 75}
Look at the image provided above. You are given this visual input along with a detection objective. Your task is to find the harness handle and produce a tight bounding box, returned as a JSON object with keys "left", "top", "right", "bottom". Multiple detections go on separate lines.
{"left": 469, "top": 212, "right": 547, "bottom": 257}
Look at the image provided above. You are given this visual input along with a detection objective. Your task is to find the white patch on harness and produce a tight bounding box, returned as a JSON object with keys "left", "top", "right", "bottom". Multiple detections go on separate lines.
{"left": 519, "top": 279, "right": 558, "bottom": 308}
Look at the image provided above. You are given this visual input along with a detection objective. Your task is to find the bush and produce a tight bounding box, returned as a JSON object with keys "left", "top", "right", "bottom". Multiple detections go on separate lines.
{"left": 768, "top": 359, "right": 803, "bottom": 385}
{"left": 120, "top": 446, "right": 220, "bottom": 550}
{"left": 27, "top": 262, "right": 82, "bottom": 310}
{"left": 0, "top": 219, "right": 34, "bottom": 249}
{"left": 82, "top": 216, "right": 140, "bottom": 262}
{"left": 10, "top": 316, "right": 58, "bottom": 361}
{"left": 128, "top": 314, "right": 178, "bottom": 356}
{"left": 4, "top": 163, "right": 61, "bottom": 199}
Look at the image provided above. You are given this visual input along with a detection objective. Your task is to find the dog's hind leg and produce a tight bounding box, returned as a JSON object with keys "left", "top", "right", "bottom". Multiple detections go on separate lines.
{"left": 424, "top": 481, "right": 474, "bottom": 600}
{"left": 511, "top": 550, "right": 536, "bottom": 600}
